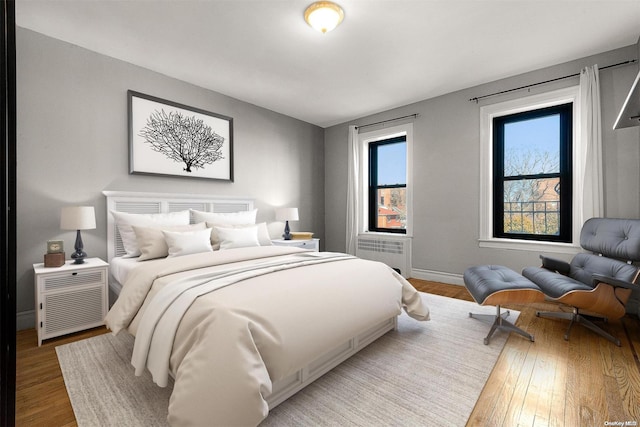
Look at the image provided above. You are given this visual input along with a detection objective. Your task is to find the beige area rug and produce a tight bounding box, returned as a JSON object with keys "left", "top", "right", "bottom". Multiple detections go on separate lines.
{"left": 56, "top": 293, "right": 519, "bottom": 426}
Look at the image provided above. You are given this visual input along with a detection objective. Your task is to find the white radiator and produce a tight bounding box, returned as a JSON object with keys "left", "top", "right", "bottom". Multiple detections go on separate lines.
{"left": 355, "top": 236, "right": 412, "bottom": 278}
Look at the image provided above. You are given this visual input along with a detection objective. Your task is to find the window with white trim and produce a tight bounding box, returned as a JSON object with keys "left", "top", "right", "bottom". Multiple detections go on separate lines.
{"left": 359, "top": 123, "right": 413, "bottom": 236}
{"left": 479, "top": 87, "right": 582, "bottom": 252}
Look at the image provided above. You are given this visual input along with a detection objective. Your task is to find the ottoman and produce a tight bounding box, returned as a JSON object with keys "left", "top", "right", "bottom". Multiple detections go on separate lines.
{"left": 463, "top": 265, "right": 545, "bottom": 345}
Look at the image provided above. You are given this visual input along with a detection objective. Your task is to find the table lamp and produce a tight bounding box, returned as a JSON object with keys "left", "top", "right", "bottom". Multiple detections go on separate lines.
{"left": 60, "top": 206, "right": 96, "bottom": 264}
{"left": 276, "top": 207, "right": 299, "bottom": 240}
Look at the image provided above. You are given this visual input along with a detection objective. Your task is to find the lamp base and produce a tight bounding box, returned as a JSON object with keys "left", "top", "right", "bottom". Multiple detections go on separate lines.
{"left": 72, "top": 230, "right": 87, "bottom": 264}
{"left": 71, "top": 250, "right": 87, "bottom": 264}
{"left": 283, "top": 221, "right": 292, "bottom": 240}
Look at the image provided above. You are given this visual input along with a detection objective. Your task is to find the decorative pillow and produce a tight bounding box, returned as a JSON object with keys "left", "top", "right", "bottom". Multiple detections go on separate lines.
{"left": 133, "top": 223, "right": 207, "bottom": 261}
{"left": 191, "top": 209, "right": 257, "bottom": 248}
{"left": 206, "top": 222, "right": 272, "bottom": 249}
{"left": 162, "top": 228, "right": 214, "bottom": 257}
{"left": 190, "top": 209, "right": 258, "bottom": 226}
{"left": 214, "top": 225, "right": 260, "bottom": 250}
{"left": 111, "top": 210, "right": 190, "bottom": 258}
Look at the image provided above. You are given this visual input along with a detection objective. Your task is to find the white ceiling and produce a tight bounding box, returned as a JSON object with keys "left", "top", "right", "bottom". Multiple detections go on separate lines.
{"left": 16, "top": 0, "right": 640, "bottom": 128}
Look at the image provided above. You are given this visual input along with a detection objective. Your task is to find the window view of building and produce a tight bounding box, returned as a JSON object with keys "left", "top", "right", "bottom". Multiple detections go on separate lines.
{"left": 376, "top": 188, "right": 406, "bottom": 229}
{"left": 368, "top": 135, "right": 407, "bottom": 233}
{"left": 493, "top": 103, "right": 572, "bottom": 242}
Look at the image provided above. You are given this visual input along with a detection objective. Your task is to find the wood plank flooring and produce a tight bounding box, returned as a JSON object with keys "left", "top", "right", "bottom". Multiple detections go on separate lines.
{"left": 15, "top": 280, "right": 640, "bottom": 427}
{"left": 16, "top": 327, "right": 108, "bottom": 427}
{"left": 408, "top": 279, "right": 640, "bottom": 427}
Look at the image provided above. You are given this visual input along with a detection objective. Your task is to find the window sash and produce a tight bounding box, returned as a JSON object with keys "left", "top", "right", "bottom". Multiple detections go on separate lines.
{"left": 492, "top": 103, "right": 573, "bottom": 242}
{"left": 368, "top": 136, "right": 407, "bottom": 234}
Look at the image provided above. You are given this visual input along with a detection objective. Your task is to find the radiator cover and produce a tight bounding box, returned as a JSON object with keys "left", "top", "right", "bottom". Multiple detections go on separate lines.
{"left": 355, "top": 236, "right": 411, "bottom": 278}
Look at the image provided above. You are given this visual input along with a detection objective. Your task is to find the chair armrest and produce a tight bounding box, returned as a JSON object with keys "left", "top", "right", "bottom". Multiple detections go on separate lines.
{"left": 539, "top": 255, "right": 571, "bottom": 275}
{"left": 591, "top": 274, "right": 639, "bottom": 290}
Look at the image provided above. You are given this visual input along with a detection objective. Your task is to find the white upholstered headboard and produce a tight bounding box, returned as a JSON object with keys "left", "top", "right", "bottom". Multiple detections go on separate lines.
{"left": 103, "top": 190, "right": 254, "bottom": 263}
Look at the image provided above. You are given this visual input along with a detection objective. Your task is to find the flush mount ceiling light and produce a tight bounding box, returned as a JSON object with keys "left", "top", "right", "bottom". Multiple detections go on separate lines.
{"left": 304, "top": 1, "right": 344, "bottom": 34}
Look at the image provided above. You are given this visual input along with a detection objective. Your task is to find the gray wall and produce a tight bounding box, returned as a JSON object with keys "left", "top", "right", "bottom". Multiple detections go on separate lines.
{"left": 16, "top": 27, "right": 640, "bottom": 329}
{"left": 325, "top": 44, "right": 640, "bottom": 282}
{"left": 16, "top": 28, "right": 325, "bottom": 328}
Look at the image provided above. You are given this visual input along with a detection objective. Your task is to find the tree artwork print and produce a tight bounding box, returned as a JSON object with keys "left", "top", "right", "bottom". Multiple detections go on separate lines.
{"left": 128, "top": 90, "right": 233, "bottom": 181}
{"left": 139, "top": 110, "right": 225, "bottom": 173}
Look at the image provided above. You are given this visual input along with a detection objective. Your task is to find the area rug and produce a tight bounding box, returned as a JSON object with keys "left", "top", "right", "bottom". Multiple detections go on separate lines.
{"left": 56, "top": 293, "right": 519, "bottom": 426}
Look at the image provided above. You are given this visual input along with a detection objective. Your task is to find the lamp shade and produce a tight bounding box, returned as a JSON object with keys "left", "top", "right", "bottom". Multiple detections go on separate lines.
{"left": 276, "top": 207, "right": 299, "bottom": 222}
{"left": 60, "top": 206, "right": 96, "bottom": 230}
{"left": 304, "top": 1, "right": 344, "bottom": 34}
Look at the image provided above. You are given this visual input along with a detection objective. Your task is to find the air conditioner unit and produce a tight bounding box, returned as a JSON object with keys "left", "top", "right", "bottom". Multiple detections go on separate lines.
{"left": 355, "top": 236, "right": 411, "bottom": 278}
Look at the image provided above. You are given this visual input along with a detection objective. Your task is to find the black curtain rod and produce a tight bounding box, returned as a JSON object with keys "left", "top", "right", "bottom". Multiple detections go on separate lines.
{"left": 355, "top": 113, "right": 418, "bottom": 130}
{"left": 469, "top": 59, "right": 637, "bottom": 103}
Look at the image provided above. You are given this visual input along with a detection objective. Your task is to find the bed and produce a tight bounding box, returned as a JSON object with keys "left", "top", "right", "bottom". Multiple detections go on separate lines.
{"left": 102, "top": 190, "right": 430, "bottom": 426}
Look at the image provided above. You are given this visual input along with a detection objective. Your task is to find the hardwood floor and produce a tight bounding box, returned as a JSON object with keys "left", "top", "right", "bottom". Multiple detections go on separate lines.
{"left": 409, "top": 279, "right": 640, "bottom": 427}
{"left": 15, "top": 281, "right": 640, "bottom": 426}
{"left": 16, "top": 327, "right": 108, "bottom": 427}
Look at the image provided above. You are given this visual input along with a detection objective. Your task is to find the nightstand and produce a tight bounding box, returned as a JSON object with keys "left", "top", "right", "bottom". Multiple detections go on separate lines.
{"left": 271, "top": 238, "right": 320, "bottom": 252}
{"left": 33, "top": 257, "right": 109, "bottom": 346}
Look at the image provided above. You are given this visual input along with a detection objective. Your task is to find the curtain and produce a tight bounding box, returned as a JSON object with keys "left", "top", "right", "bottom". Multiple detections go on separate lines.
{"left": 346, "top": 125, "right": 359, "bottom": 255}
{"left": 579, "top": 65, "right": 604, "bottom": 224}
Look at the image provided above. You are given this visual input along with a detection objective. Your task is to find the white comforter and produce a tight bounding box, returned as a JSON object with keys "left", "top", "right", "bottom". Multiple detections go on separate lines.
{"left": 105, "top": 246, "right": 429, "bottom": 426}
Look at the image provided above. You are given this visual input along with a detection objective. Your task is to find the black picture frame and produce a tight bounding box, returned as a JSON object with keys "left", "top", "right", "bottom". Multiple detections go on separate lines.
{"left": 128, "top": 90, "right": 234, "bottom": 182}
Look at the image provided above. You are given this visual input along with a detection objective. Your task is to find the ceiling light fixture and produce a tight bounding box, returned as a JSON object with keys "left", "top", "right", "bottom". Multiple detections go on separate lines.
{"left": 304, "top": 1, "right": 344, "bottom": 34}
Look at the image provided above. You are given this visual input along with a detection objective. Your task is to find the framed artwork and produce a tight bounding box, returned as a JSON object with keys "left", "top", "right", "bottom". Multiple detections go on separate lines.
{"left": 128, "top": 90, "right": 234, "bottom": 181}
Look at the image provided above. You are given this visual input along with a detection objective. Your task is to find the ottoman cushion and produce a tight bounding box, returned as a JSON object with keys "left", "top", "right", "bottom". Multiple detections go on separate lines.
{"left": 464, "top": 265, "right": 543, "bottom": 306}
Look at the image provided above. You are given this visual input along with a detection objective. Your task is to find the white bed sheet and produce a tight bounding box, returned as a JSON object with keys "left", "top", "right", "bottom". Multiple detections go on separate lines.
{"left": 109, "top": 256, "right": 140, "bottom": 290}
{"left": 105, "top": 247, "right": 430, "bottom": 426}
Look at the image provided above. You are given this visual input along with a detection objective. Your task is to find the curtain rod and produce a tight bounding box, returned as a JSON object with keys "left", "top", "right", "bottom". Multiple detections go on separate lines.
{"left": 469, "top": 59, "right": 637, "bottom": 103}
{"left": 355, "top": 113, "right": 418, "bottom": 130}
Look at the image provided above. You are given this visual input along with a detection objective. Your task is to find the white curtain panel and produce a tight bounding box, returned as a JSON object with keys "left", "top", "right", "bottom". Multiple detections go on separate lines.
{"left": 579, "top": 64, "right": 604, "bottom": 223}
{"left": 346, "top": 125, "right": 359, "bottom": 255}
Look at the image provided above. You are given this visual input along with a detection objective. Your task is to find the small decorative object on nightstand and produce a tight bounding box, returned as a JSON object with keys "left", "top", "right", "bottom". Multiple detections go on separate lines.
{"left": 60, "top": 206, "right": 96, "bottom": 264}
{"left": 33, "top": 257, "right": 108, "bottom": 346}
{"left": 276, "top": 207, "right": 299, "bottom": 240}
{"left": 290, "top": 232, "right": 314, "bottom": 240}
{"left": 44, "top": 239, "right": 65, "bottom": 267}
{"left": 272, "top": 238, "right": 320, "bottom": 252}
{"left": 47, "top": 239, "right": 64, "bottom": 254}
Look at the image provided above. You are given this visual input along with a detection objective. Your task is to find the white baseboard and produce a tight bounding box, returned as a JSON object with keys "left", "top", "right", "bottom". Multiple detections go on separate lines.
{"left": 410, "top": 268, "right": 464, "bottom": 286}
{"left": 17, "top": 310, "right": 35, "bottom": 331}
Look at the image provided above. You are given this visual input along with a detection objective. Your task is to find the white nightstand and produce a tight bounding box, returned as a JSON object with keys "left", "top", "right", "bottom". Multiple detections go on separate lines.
{"left": 33, "top": 257, "right": 109, "bottom": 346}
{"left": 271, "top": 238, "right": 320, "bottom": 252}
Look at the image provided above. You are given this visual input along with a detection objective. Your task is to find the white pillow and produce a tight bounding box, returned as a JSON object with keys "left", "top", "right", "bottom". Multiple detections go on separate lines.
{"left": 214, "top": 225, "right": 260, "bottom": 250}
{"left": 133, "top": 223, "right": 207, "bottom": 261}
{"left": 206, "top": 222, "right": 273, "bottom": 249}
{"left": 111, "top": 210, "right": 190, "bottom": 257}
{"left": 162, "top": 228, "right": 214, "bottom": 257}
{"left": 191, "top": 209, "right": 257, "bottom": 226}
{"left": 191, "top": 209, "right": 258, "bottom": 248}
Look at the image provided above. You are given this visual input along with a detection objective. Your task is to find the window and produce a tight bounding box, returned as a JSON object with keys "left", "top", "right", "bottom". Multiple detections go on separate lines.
{"left": 357, "top": 123, "right": 413, "bottom": 236}
{"left": 368, "top": 136, "right": 407, "bottom": 233}
{"left": 479, "top": 86, "right": 582, "bottom": 253}
{"left": 493, "top": 103, "right": 572, "bottom": 242}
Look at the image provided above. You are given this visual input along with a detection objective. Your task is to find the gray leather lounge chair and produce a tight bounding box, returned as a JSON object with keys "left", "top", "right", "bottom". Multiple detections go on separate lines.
{"left": 522, "top": 218, "right": 640, "bottom": 346}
